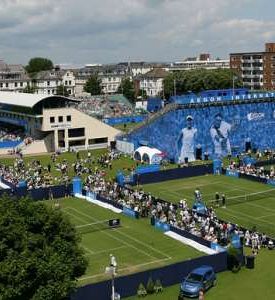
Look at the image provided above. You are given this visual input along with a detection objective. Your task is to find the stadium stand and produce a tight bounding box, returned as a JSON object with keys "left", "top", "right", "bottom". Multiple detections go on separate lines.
{"left": 0, "top": 92, "right": 120, "bottom": 154}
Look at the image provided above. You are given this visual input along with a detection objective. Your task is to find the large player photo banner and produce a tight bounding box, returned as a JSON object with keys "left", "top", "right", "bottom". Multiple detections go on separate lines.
{"left": 127, "top": 101, "right": 275, "bottom": 162}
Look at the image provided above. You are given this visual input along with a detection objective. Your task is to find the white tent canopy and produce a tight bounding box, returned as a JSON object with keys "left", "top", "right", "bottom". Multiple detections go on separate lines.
{"left": 134, "top": 146, "right": 163, "bottom": 164}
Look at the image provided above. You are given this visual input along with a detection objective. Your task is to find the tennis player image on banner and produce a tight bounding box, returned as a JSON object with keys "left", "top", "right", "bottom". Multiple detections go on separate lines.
{"left": 177, "top": 115, "right": 197, "bottom": 162}
{"left": 210, "top": 113, "right": 233, "bottom": 159}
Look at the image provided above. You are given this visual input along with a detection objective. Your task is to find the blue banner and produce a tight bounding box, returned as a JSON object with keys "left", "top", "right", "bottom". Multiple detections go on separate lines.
{"left": 226, "top": 169, "right": 240, "bottom": 178}
{"left": 127, "top": 99, "right": 275, "bottom": 161}
{"left": 155, "top": 220, "right": 170, "bottom": 232}
{"left": 169, "top": 90, "right": 275, "bottom": 105}
{"left": 87, "top": 191, "right": 97, "bottom": 200}
{"left": 243, "top": 156, "right": 257, "bottom": 165}
{"left": 103, "top": 115, "right": 147, "bottom": 125}
{"left": 135, "top": 164, "right": 160, "bottom": 174}
{"left": 231, "top": 234, "right": 241, "bottom": 249}
{"left": 211, "top": 242, "right": 226, "bottom": 252}
{"left": 123, "top": 207, "right": 137, "bottom": 218}
{"left": 267, "top": 179, "right": 275, "bottom": 187}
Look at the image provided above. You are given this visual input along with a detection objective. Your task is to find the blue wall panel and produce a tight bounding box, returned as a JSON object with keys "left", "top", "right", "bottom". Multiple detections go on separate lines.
{"left": 127, "top": 101, "right": 275, "bottom": 161}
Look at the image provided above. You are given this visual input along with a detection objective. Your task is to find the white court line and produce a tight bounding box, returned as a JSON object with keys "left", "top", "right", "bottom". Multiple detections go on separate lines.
{"left": 86, "top": 246, "right": 127, "bottom": 256}
{"left": 256, "top": 213, "right": 275, "bottom": 220}
{"left": 83, "top": 245, "right": 95, "bottom": 255}
{"left": 157, "top": 180, "right": 223, "bottom": 191}
{"left": 219, "top": 207, "right": 275, "bottom": 227}
{"left": 114, "top": 227, "right": 171, "bottom": 260}
{"left": 79, "top": 257, "right": 171, "bottom": 281}
{"left": 65, "top": 207, "right": 159, "bottom": 261}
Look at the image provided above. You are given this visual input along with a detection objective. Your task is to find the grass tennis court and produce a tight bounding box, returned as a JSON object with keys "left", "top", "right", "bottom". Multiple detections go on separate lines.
{"left": 49, "top": 198, "right": 202, "bottom": 286}
{"left": 141, "top": 175, "right": 275, "bottom": 238}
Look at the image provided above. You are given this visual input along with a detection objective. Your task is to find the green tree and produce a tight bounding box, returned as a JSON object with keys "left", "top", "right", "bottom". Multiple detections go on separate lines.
{"left": 56, "top": 85, "right": 70, "bottom": 97}
{"left": 136, "top": 89, "right": 148, "bottom": 99}
{"left": 23, "top": 82, "right": 36, "bottom": 94}
{"left": 163, "top": 69, "right": 242, "bottom": 98}
{"left": 25, "top": 57, "right": 54, "bottom": 74}
{"left": 117, "top": 78, "right": 135, "bottom": 103}
{"left": 0, "top": 195, "right": 87, "bottom": 300}
{"left": 84, "top": 75, "right": 102, "bottom": 95}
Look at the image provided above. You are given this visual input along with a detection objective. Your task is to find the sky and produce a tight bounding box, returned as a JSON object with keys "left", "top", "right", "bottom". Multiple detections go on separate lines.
{"left": 0, "top": 0, "right": 275, "bottom": 66}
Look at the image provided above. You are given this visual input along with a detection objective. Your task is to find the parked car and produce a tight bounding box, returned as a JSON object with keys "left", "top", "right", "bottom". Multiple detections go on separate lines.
{"left": 178, "top": 265, "right": 217, "bottom": 298}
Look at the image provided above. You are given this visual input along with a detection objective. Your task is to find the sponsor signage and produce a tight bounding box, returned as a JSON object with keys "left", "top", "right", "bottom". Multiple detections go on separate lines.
{"left": 155, "top": 220, "right": 170, "bottom": 232}
{"left": 175, "top": 92, "right": 275, "bottom": 105}
{"left": 50, "top": 123, "right": 71, "bottom": 129}
{"left": 226, "top": 169, "right": 240, "bottom": 178}
{"left": 123, "top": 206, "right": 137, "bottom": 218}
{"left": 247, "top": 112, "right": 265, "bottom": 121}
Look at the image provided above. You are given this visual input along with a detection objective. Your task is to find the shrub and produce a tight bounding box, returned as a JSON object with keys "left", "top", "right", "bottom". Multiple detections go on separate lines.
{"left": 137, "top": 283, "right": 147, "bottom": 297}
{"left": 146, "top": 277, "right": 155, "bottom": 294}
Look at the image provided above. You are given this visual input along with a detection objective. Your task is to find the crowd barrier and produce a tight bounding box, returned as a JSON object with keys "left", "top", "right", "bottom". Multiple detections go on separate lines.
{"left": 71, "top": 251, "right": 227, "bottom": 300}
{"left": 0, "top": 180, "right": 72, "bottom": 201}
{"left": 255, "top": 158, "right": 275, "bottom": 167}
{"left": 134, "top": 164, "right": 213, "bottom": 185}
{"left": 239, "top": 173, "right": 267, "bottom": 184}
{"left": 170, "top": 225, "right": 212, "bottom": 249}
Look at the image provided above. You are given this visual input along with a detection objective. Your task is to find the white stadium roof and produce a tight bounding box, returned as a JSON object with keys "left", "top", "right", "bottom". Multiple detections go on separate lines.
{"left": 0, "top": 91, "right": 78, "bottom": 108}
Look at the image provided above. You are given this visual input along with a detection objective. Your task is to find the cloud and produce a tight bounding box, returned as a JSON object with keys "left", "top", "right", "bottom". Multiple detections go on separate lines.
{"left": 0, "top": 0, "right": 274, "bottom": 64}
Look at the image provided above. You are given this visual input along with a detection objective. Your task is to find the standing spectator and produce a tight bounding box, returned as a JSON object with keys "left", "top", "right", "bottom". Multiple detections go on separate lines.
{"left": 198, "top": 289, "right": 204, "bottom": 300}
{"left": 222, "top": 194, "right": 226, "bottom": 207}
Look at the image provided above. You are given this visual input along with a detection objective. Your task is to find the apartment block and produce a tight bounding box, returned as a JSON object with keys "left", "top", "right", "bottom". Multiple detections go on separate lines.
{"left": 230, "top": 43, "right": 275, "bottom": 90}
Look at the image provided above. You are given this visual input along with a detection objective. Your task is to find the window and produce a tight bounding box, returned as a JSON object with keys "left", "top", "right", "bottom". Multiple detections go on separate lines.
{"left": 50, "top": 117, "right": 55, "bottom": 123}
{"left": 0, "top": 83, "right": 2, "bottom": 88}
{"left": 58, "top": 116, "right": 63, "bottom": 123}
{"left": 65, "top": 80, "right": 68, "bottom": 85}
{"left": 69, "top": 80, "right": 71, "bottom": 85}
{"left": 47, "top": 90, "right": 51, "bottom": 94}
{"left": 6, "top": 83, "right": 8, "bottom": 87}
{"left": 15, "top": 82, "right": 18, "bottom": 87}
{"left": 88, "top": 137, "right": 108, "bottom": 145}
{"left": 47, "top": 81, "right": 50, "bottom": 86}
{"left": 20, "top": 82, "right": 23, "bottom": 87}
{"left": 68, "top": 128, "right": 85, "bottom": 137}
{"left": 66, "top": 115, "right": 71, "bottom": 122}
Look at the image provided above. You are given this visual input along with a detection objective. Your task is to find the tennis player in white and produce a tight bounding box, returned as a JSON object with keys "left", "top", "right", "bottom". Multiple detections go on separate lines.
{"left": 177, "top": 115, "right": 197, "bottom": 163}
{"left": 210, "top": 113, "right": 232, "bottom": 158}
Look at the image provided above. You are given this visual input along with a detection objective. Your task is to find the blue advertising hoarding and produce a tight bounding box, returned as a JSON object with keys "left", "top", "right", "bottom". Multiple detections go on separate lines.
{"left": 226, "top": 169, "right": 240, "bottom": 178}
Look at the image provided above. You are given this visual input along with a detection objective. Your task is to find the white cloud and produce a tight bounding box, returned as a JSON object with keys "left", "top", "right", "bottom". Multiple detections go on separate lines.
{"left": 0, "top": 0, "right": 274, "bottom": 64}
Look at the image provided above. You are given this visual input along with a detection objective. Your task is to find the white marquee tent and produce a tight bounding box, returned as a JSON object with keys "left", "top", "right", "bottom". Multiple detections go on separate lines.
{"left": 134, "top": 146, "right": 163, "bottom": 164}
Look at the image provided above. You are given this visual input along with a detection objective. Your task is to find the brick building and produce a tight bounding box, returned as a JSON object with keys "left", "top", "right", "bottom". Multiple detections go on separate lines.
{"left": 230, "top": 43, "right": 275, "bottom": 90}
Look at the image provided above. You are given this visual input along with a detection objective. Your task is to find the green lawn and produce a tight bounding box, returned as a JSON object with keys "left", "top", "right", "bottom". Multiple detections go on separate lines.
{"left": 126, "top": 248, "right": 275, "bottom": 300}
{"left": 0, "top": 149, "right": 137, "bottom": 181}
{"left": 140, "top": 175, "right": 275, "bottom": 237}
{"left": 49, "top": 197, "right": 202, "bottom": 286}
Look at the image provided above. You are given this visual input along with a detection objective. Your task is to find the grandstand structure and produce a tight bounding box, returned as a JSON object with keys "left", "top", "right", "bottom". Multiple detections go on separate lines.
{"left": 0, "top": 92, "right": 120, "bottom": 154}
{"left": 122, "top": 89, "right": 275, "bottom": 162}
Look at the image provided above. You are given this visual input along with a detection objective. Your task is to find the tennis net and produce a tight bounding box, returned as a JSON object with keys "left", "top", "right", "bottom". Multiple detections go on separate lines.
{"left": 76, "top": 218, "right": 120, "bottom": 234}
{"left": 206, "top": 189, "right": 275, "bottom": 207}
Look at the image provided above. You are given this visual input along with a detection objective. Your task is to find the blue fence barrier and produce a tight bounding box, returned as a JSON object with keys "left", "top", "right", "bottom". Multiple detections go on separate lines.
{"left": 267, "top": 179, "right": 275, "bottom": 187}
{"left": 135, "top": 164, "right": 160, "bottom": 174}
{"left": 154, "top": 220, "right": 170, "bottom": 232}
{"left": 71, "top": 251, "right": 227, "bottom": 300}
{"left": 123, "top": 206, "right": 139, "bottom": 219}
{"left": 170, "top": 225, "right": 212, "bottom": 249}
{"left": 239, "top": 173, "right": 267, "bottom": 184}
{"left": 133, "top": 164, "right": 212, "bottom": 185}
